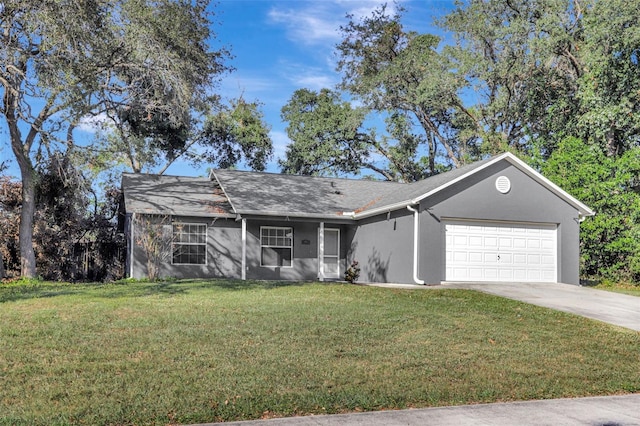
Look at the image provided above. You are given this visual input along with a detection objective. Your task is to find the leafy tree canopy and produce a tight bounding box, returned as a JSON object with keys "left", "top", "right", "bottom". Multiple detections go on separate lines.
{"left": 543, "top": 137, "right": 640, "bottom": 281}
{"left": 281, "top": 5, "right": 477, "bottom": 182}
{"left": 0, "top": 0, "right": 267, "bottom": 277}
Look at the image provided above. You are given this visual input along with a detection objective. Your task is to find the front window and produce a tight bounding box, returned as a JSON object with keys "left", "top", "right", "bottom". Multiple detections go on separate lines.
{"left": 260, "top": 226, "right": 293, "bottom": 267}
{"left": 172, "top": 223, "right": 207, "bottom": 265}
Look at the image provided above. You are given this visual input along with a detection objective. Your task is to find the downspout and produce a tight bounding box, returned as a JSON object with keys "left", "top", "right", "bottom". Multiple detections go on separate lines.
{"left": 406, "top": 205, "right": 425, "bottom": 285}
{"left": 129, "top": 212, "right": 135, "bottom": 278}
{"left": 241, "top": 218, "right": 247, "bottom": 280}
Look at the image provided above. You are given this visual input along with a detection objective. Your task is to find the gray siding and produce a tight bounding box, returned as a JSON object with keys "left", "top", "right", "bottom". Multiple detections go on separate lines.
{"left": 129, "top": 215, "right": 241, "bottom": 280}
{"left": 419, "top": 161, "right": 581, "bottom": 284}
{"left": 124, "top": 158, "right": 584, "bottom": 285}
{"left": 346, "top": 209, "right": 414, "bottom": 284}
{"left": 245, "top": 220, "right": 348, "bottom": 281}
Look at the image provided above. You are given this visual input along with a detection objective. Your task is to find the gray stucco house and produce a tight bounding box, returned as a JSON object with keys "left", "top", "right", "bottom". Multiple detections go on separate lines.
{"left": 121, "top": 152, "right": 594, "bottom": 285}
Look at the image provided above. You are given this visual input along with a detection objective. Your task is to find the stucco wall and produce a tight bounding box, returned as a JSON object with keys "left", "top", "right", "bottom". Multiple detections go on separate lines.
{"left": 345, "top": 209, "right": 414, "bottom": 284}
{"left": 128, "top": 215, "right": 242, "bottom": 280}
{"left": 419, "top": 161, "right": 581, "bottom": 284}
{"left": 245, "top": 220, "right": 348, "bottom": 281}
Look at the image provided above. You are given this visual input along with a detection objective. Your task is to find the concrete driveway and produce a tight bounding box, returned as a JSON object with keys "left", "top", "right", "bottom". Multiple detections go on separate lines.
{"left": 443, "top": 282, "right": 640, "bottom": 331}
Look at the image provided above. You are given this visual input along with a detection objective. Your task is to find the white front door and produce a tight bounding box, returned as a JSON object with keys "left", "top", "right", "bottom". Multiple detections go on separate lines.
{"left": 321, "top": 228, "right": 340, "bottom": 279}
{"left": 445, "top": 220, "right": 557, "bottom": 282}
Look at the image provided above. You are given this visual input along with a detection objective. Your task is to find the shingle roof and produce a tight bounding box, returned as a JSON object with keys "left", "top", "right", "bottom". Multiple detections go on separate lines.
{"left": 211, "top": 157, "right": 498, "bottom": 219}
{"left": 122, "top": 153, "right": 594, "bottom": 220}
{"left": 211, "top": 169, "right": 404, "bottom": 218}
{"left": 121, "top": 173, "right": 233, "bottom": 217}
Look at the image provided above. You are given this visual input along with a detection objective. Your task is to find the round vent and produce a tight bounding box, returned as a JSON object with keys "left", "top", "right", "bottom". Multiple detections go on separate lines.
{"left": 495, "top": 176, "right": 511, "bottom": 194}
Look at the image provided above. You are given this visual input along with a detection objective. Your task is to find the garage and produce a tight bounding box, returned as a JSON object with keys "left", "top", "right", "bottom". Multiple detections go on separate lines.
{"left": 444, "top": 220, "right": 557, "bottom": 282}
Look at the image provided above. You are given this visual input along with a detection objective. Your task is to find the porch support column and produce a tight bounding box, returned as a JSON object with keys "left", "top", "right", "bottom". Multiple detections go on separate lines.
{"left": 241, "top": 218, "right": 247, "bottom": 280}
{"left": 318, "top": 221, "right": 325, "bottom": 281}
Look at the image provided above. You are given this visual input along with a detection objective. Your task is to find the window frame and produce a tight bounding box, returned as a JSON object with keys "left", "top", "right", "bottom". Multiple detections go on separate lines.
{"left": 260, "top": 226, "right": 294, "bottom": 268}
{"left": 171, "top": 222, "right": 208, "bottom": 265}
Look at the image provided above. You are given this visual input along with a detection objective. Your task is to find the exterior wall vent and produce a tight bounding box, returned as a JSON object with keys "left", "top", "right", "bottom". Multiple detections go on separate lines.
{"left": 495, "top": 176, "right": 511, "bottom": 194}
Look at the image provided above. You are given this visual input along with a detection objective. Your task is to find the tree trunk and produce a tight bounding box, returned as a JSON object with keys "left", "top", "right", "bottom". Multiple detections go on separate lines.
{"left": 17, "top": 167, "right": 37, "bottom": 278}
{"left": 606, "top": 129, "right": 619, "bottom": 157}
{"left": 8, "top": 115, "right": 38, "bottom": 279}
{"left": 0, "top": 252, "right": 5, "bottom": 279}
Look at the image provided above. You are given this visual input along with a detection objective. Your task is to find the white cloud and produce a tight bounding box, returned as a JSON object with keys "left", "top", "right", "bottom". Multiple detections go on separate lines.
{"left": 267, "top": 1, "right": 397, "bottom": 47}
{"left": 275, "top": 59, "right": 339, "bottom": 91}
{"left": 77, "top": 113, "right": 109, "bottom": 133}
{"left": 267, "top": 4, "right": 340, "bottom": 46}
{"left": 269, "top": 129, "right": 291, "bottom": 162}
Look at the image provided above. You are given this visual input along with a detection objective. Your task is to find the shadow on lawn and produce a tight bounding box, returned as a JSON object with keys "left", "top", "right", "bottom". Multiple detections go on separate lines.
{"left": 0, "top": 278, "right": 311, "bottom": 303}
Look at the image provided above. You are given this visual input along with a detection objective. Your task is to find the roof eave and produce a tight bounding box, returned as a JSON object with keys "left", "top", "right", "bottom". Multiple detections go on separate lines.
{"left": 237, "top": 210, "right": 357, "bottom": 221}
{"left": 129, "top": 209, "right": 236, "bottom": 219}
{"left": 351, "top": 199, "right": 418, "bottom": 220}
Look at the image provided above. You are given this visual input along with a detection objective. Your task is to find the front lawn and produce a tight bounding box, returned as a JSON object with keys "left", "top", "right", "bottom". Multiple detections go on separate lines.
{"left": 594, "top": 282, "right": 640, "bottom": 297}
{"left": 1, "top": 280, "right": 639, "bottom": 425}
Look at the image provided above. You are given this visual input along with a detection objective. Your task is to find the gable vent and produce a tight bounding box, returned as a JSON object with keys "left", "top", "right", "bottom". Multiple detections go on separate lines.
{"left": 495, "top": 176, "right": 511, "bottom": 194}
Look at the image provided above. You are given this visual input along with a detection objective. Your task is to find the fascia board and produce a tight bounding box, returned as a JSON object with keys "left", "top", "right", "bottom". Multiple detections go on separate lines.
{"left": 351, "top": 200, "right": 418, "bottom": 220}
{"left": 235, "top": 210, "right": 356, "bottom": 221}
{"left": 130, "top": 209, "right": 236, "bottom": 219}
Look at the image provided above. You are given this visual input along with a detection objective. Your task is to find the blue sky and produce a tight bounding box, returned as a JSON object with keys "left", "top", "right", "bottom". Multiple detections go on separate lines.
{"left": 0, "top": 0, "right": 456, "bottom": 179}
{"left": 206, "top": 0, "right": 455, "bottom": 177}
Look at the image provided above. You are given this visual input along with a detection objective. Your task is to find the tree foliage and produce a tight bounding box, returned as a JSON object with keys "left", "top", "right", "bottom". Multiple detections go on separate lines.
{"left": 0, "top": 0, "right": 250, "bottom": 277}
{"left": 279, "top": 0, "right": 640, "bottom": 282}
{"left": 281, "top": 5, "right": 476, "bottom": 181}
{"left": 280, "top": 88, "right": 380, "bottom": 177}
{"left": 336, "top": 6, "right": 475, "bottom": 173}
{"left": 441, "top": 0, "right": 584, "bottom": 156}
{"left": 0, "top": 155, "right": 124, "bottom": 281}
{"left": 200, "top": 98, "right": 273, "bottom": 171}
{"left": 543, "top": 137, "right": 640, "bottom": 281}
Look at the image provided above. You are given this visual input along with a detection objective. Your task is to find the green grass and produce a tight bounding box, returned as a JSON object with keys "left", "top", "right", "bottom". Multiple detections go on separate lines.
{"left": 1, "top": 279, "right": 639, "bottom": 425}
{"left": 594, "top": 281, "right": 640, "bottom": 297}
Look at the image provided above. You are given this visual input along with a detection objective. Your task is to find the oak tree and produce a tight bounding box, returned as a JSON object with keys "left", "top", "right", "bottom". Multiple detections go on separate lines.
{"left": 1, "top": 0, "right": 228, "bottom": 277}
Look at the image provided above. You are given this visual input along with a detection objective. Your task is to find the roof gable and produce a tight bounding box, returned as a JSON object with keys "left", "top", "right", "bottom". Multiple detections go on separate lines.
{"left": 350, "top": 153, "right": 594, "bottom": 219}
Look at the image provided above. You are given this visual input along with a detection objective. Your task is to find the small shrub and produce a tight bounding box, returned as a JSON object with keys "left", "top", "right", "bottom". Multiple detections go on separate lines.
{"left": 344, "top": 260, "right": 360, "bottom": 284}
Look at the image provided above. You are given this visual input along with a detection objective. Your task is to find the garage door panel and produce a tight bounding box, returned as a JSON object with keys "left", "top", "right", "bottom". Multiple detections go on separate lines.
{"left": 484, "top": 237, "right": 498, "bottom": 248}
{"left": 469, "top": 252, "right": 483, "bottom": 262}
{"left": 499, "top": 253, "right": 513, "bottom": 264}
{"left": 469, "top": 236, "right": 483, "bottom": 246}
{"left": 513, "top": 238, "right": 527, "bottom": 249}
{"left": 444, "top": 221, "right": 557, "bottom": 283}
{"left": 483, "top": 252, "right": 497, "bottom": 263}
{"left": 513, "top": 253, "right": 527, "bottom": 265}
{"left": 541, "top": 239, "right": 555, "bottom": 249}
{"left": 541, "top": 255, "right": 555, "bottom": 266}
{"left": 513, "top": 269, "right": 528, "bottom": 280}
{"left": 451, "top": 251, "right": 467, "bottom": 262}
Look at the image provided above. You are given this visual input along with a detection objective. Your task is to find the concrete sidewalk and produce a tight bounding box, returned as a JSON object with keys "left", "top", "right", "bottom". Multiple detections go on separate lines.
{"left": 195, "top": 394, "right": 640, "bottom": 425}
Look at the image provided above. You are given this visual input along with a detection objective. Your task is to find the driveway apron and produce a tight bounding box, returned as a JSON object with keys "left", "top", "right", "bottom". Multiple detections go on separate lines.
{"left": 443, "top": 282, "right": 640, "bottom": 331}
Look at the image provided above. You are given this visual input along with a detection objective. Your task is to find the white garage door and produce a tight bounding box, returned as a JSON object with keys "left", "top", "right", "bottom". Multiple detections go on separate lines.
{"left": 445, "top": 221, "right": 557, "bottom": 282}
